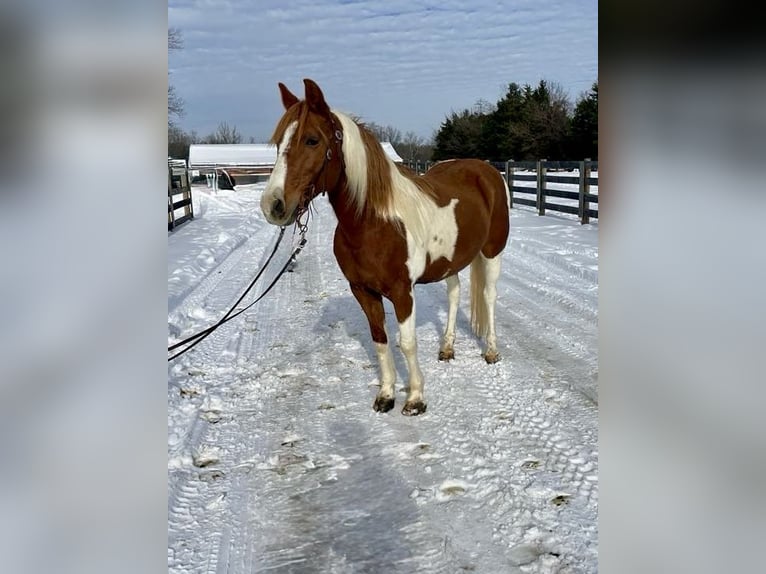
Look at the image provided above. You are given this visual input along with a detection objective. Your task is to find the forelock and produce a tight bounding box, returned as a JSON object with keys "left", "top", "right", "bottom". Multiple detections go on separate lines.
{"left": 270, "top": 102, "right": 332, "bottom": 149}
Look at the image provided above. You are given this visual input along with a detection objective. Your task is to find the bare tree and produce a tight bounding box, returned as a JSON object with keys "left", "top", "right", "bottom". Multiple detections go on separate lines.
{"left": 168, "top": 28, "right": 184, "bottom": 126}
{"left": 168, "top": 85, "right": 184, "bottom": 122}
{"left": 398, "top": 131, "right": 425, "bottom": 161}
{"left": 365, "top": 122, "right": 402, "bottom": 146}
{"left": 168, "top": 28, "right": 183, "bottom": 51}
{"left": 359, "top": 120, "right": 433, "bottom": 161}
{"left": 205, "top": 122, "right": 243, "bottom": 144}
{"left": 545, "top": 80, "right": 573, "bottom": 115}
{"left": 168, "top": 126, "right": 201, "bottom": 159}
{"left": 473, "top": 98, "right": 496, "bottom": 115}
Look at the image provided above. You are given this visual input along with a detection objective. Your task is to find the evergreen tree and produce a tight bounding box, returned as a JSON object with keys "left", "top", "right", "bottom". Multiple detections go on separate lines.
{"left": 480, "top": 82, "right": 525, "bottom": 159}
{"left": 433, "top": 108, "right": 488, "bottom": 160}
{"left": 569, "top": 82, "right": 598, "bottom": 159}
{"left": 429, "top": 78, "right": 596, "bottom": 161}
{"left": 518, "top": 80, "right": 571, "bottom": 160}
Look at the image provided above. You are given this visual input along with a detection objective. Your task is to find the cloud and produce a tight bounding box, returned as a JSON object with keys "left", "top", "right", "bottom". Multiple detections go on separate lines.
{"left": 169, "top": 0, "right": 597, "bottom": 140}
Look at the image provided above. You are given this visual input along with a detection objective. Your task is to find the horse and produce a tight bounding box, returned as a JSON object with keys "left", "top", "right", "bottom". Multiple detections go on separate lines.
{"left": 260, "top": 79, "right": 510, "bottom": 416}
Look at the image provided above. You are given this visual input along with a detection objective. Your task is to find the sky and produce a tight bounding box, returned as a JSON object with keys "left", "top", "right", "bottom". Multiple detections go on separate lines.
{"left": 168, "top": 0, "right": 597, "bottom": 142}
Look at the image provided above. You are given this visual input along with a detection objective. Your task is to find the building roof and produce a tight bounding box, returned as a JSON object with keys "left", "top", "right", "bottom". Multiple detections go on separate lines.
{"left": 188, "top": 144, "right": 277, "bottom": 168}
{"left": 188, "top": 141, "right": 403, "bottom": 168}
{"left": 380, "top": 142, "right": 403, "bottom": 162}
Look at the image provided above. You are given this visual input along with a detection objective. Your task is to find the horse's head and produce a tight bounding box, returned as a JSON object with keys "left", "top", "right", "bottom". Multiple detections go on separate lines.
{"left": 260, "top": 79, "right": 343, "bottom": 226}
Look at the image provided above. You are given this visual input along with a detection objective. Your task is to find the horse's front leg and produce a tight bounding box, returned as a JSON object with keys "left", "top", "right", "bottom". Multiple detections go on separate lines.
{"left": 349, "top": 284, "right": 397, "bottom": 413}
{"left": 392, "top": 288, "right": 427, "bottom": 416}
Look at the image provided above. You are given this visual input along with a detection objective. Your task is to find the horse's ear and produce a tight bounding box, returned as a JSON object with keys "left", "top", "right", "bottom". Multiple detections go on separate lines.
{"left": 303, "top": 78, "right": 330, "bottom": 116}
{"left": 278, "top": 83, "right": 299, "bottom": 110}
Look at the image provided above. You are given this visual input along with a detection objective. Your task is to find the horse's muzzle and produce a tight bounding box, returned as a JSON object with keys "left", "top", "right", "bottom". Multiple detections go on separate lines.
{"left": 261, "top": 188, "right": 296, "bottom": 226}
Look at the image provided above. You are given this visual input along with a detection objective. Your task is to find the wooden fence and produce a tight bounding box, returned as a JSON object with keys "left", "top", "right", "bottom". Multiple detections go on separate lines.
{"left": 168, "top": 164, "right": 194, "bottom": 231}
{"left": 404, "top": 159, "right": 599, "bottom": 225}
{"left": 495, "top": 159, "right": 598, "bottom": 224}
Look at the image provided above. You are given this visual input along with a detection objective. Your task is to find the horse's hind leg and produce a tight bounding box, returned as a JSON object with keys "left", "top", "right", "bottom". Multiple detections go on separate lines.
{"left": 481, "top": 254, "right": 502, "bottom": 363}
{"left": 470, "top": 253, "right": 502, "bottom": 363}
{"left": 350, "top": 285, "right": 397, "bottom": 412}
{"left": 438, "top": 274, "right": 460, "bottom": 361}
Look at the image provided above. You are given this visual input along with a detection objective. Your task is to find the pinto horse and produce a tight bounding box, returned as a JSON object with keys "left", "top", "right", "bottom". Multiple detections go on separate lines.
{"left": 261, "top": 79, "right": 510, "bottom": 415}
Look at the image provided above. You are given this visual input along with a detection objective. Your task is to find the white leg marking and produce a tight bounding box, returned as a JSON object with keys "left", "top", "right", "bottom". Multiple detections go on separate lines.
{"left": 441, "top": 274, "right": 460, "bottom": 356}
{"left": 399, "top": 299, "right": 425, "bottom": 406}
{"left": 482, "top": 254, "right": 502, "bottom": 359}
{"left": 375, "top": 337, "right": 396, "bottom": 400}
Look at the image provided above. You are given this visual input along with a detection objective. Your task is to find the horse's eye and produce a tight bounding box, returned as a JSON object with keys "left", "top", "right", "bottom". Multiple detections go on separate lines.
{"left": 305, "top": 136, "right": 319, "bottom": 147}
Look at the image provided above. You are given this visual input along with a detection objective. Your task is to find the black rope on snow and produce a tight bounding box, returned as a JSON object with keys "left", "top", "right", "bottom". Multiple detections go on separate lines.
{"left": 167, "top": 225, "right": 307, "bottom": 362}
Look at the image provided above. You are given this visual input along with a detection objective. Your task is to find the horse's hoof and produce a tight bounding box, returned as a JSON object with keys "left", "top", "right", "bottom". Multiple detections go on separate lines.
{"left": 483, "top": 351, "right": 500, "bottom": 364}
{"left": 401, "top": 400, "right": 427, "bottom": 416}
{"left": 373, "top": 396, "right": 395, "bottom": 413}
{"left": 438, "top": 349, "right": 454, "bottom": 361}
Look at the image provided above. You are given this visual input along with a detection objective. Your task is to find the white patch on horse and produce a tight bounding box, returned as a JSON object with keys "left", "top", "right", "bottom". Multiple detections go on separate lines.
{"left": 402, "top": 196, "right": 459, "bottom": 283}
{"left": 425, "top": 198, "right": 459, "bottom": 260}
{"left": 261, "top": 121, "right": 297, "bottom": 217}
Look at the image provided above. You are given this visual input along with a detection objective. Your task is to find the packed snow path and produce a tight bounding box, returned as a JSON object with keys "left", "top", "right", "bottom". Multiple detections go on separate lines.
{"left": 168, "top": 184, "right": 598, "bottom": 574}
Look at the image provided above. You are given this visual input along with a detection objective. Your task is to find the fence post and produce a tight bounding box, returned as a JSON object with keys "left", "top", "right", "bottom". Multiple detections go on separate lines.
{"left": 577, "top": 158, "right": 591, "bottom": 225}
{"left": 536, "top": 159, "right": 547, "bottom": 216}
{"left": 168, "top": 165, "right": 176, "bottom": 231}
{"left": 505, "top": 159, "right": 514, "bottom": 208}
{"left": 184, "top": 169, "right": 194, "bottom": 221}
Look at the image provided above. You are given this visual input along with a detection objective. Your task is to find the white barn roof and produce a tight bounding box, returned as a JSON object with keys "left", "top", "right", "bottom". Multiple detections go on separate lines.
{"left": 380, "top": 142, "right": 403, "bottom": 162}
{"left": 188, "top": 141, "right": 403, "bottom": 167}
{"left": 188, "top": 144, "right": 277, "bottom": 168}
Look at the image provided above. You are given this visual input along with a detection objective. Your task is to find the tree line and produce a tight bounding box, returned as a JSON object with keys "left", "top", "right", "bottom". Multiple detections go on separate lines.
{"left": 169, "top": 29, "right": 596, "bottom": 163}
{"left": 168, "top": 122, "right": 257, "bottom": 160}
{"left": 432, "top": 80, "right": 598, "bottom": 162}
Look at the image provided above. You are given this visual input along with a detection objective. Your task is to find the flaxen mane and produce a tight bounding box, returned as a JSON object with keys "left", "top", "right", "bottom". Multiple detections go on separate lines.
{"left": 333, "top": 111, "right": 438, "bottom": 247}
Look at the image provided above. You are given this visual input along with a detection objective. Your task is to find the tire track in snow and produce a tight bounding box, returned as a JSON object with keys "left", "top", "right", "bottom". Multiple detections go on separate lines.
{"left": 169, "top": 198, "right": 298, "bottom": 574}
{"left": 217, "top": 207, "right": 448, "bottom": 574}
{"left": 391, "top": 276, "right": 598, "bottom": 573}
{"left": 168, "top": 187, "right": 270, "bottom": 314}
{"left": 170, "top": 203, "right": 450, "bottom": 573}
{"left": 168, "top": 196, "right": 598, "bottom": 574}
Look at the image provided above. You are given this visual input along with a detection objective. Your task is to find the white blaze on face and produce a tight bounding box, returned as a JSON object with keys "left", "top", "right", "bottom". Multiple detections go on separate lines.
{"left": 260, "top": 121, "right": 297, "bottom": 222}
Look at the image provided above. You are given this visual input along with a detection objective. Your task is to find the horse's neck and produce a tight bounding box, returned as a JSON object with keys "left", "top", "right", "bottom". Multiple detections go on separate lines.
{"left": 326, "top": 175, "right": 374, "bottom": 235}
{"left": 327, "top": 183, "right": 360, "bottom": 231}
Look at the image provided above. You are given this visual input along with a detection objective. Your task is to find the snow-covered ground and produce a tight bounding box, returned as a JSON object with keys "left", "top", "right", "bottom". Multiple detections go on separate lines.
{"left": 168, "top": 183, "right": 598, "bottom": 573}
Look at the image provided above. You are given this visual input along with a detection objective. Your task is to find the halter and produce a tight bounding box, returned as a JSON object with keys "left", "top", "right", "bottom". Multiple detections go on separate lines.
{"left": 297, "top": 114, "right": 344, "bottom": 220}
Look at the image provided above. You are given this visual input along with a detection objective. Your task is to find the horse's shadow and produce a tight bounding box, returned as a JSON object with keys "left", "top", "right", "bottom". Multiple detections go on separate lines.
{"left": 313, "top": 281, "right": 478, "bottom": 383}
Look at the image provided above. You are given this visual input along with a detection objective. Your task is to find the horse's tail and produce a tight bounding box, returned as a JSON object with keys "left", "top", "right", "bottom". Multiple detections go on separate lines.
{"left": 470, "top": 256, "right": 489, "bottom": 338}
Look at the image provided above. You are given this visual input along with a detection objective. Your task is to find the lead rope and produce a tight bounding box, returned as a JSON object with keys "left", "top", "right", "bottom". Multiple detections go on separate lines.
{"left": 168, "top": 219, "right": 309, "bottom": 362}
